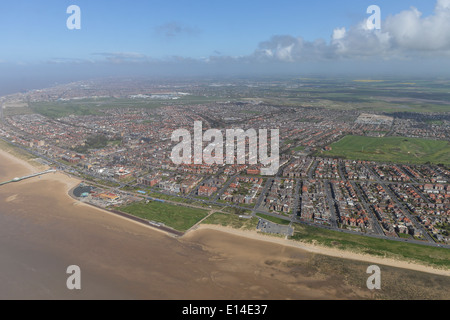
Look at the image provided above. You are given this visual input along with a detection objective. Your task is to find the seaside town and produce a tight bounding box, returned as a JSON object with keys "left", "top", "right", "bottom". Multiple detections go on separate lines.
{"left": 4, "top": 0, "right": 450, "bottom": 303}
{"left": 0, "top": 79, "right": 449, "bottom": 246}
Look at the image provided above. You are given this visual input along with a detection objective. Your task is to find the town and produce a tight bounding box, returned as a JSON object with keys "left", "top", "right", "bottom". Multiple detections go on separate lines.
{"left": 0, "top": 78, "right": 448, "bottom": 246}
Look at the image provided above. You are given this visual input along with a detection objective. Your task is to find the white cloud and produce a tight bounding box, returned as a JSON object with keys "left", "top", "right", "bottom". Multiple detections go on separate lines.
{"left": 436, "top": 0, "right": 450, "bottom": 10}
{"left": 250, "top": 0, "right": 450, "bottom": 63}
{"left": 30, "top": 1, "right": 450, "bottom": 73}
{"left": 332, "top": 27, "right": 346, "bottom": 41}
{"left": 276, "top": 43, "right": 294, "bottom": 62}
{"left": 384, "top": 3, "right": 450, "bottom": 52}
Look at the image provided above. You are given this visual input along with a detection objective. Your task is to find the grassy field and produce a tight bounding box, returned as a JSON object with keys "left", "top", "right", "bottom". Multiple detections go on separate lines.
{"left": 321, "top": 135, "right": 450, "bottom": 165}
{"left": 290, "top": 223, "right": 450, "bottom": 269}
{"left": 256, "top": 213, "right": 291, "bottom": 225}
{"left": 147, "top": 191, "right": 223, "bottom": 210}
{"left": 0, "top": 139, "right": 49, "bottom": 170}
{"left": 119, "top": 201, "right": 209, "bottom": 232}
{"left": 0, "top": 139, "right": 35, "bottom": 162}
{"left": 293, "top": 145, "right": 305, "bottom": 151}
{"left": 30, "top": 96, "right": 228, "bottom": 119}
{"left": 222, "top": 207, "right": 252, "bottom": 215}
{"left": 202, "top": 212, "right": 259, "bottom": 230}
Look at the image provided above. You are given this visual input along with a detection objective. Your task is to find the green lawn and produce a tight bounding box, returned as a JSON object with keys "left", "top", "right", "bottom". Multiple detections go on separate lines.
{"left": 147, "top": 192, "right": 223, "bottom": 209}
{"left": 256, "top": 213, "right": 291, "bottom": 225}
{"left": 321, "top": 135, "right": 450, "bottom": 165}
{"left": 0, "top": 139, "right": 35, "bottom": 162}
{"left": 222, "top": 207, "right": 252, "bottom": 215}
{"left": 202, "top": 212, "right": 258, "bottom": 230}
{"left": 398, "top": 233, "right": 411, "bottom": 239}
{"left": 119, "top": 201, "right": 209, "bottom": 232}
{"left": 291, "top": 223, "right": 450, "bottom": 269}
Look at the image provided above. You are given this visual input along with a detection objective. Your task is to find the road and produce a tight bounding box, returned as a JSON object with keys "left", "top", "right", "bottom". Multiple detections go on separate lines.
{"left": 0, "top": 134, "right": 447, "bottom": 249}
{"left": 363, "top": 164, "right": 435, "bottom": 243}
{"left": 350, "top": 181, "right": 385, "bottom": 236}
{"left": 213, "top": 173, "right": 239, "bottom": 201}
{"left": 291, "top": 178, "right": 302, "bottom": 220}
{"left": 324, "top": 179, "right": 338, "bottom": 229}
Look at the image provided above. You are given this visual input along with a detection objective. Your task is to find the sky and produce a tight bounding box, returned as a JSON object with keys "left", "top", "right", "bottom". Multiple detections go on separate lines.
{"left": 0, "top": 0, "right": 450, "bottom": 93}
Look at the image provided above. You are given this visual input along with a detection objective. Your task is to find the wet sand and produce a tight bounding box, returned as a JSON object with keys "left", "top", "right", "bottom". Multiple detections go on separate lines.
{"left": 0, "top": 149, "right": 448, "bottom": 300}
{"left": 190, "top": 225, "right": 450, "bottom": 277}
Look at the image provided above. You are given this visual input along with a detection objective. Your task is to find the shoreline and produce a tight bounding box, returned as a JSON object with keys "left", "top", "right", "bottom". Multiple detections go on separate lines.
{"left": 0, "top": 148, "right": 184, "bottom": 238}
{"left": 1, "top": 147, "right": 449, "bottom": 278}
{"left": 68, "top": 184, "right": 184, "bottom": 237}
{"left": 0, "top": 148, "right": 42, "bottom": 174}
{"left": 186, "top": 224, "right": 450, "bottom": 277}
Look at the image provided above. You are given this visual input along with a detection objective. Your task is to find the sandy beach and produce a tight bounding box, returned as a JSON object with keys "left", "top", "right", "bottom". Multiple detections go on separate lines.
{"left": 188, "top": 225, "right": 450, "bottom": 277}
{"left": 0, "top": 148, "right": 448, "bottom": 300}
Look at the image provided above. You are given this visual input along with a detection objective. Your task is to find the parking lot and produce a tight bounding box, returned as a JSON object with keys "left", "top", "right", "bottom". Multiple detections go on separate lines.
{"left": 257, "top": 218, "right": 294, "bottom": 237}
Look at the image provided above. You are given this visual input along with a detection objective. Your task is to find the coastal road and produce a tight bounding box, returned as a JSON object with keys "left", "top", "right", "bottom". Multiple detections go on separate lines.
{"left": 0, "top": 134, "right": 446, "bottom": 249}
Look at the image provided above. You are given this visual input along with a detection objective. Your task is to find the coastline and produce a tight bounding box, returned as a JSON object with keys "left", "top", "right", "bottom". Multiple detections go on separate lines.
{"left": 187, "top": 224, "right": 450, "bottom": 277}
{"left": 1, "top": 147, "right": 449, "bottom": 278}
{"left": 0, "top": 148, "right": 185, "bottom": 238}
{"left": 68, "top": 185, "right": 184, "bottom": 237}
{"left": 0, "top": 148, "right": 42, "bottom": 174}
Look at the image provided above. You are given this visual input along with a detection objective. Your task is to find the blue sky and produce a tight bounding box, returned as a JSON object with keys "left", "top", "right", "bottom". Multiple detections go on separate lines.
{"left": 0, "top": 0, "right": 437, "bottom": 61}
{"left": 0, "top": 0, "right": 449, "bottom": 93}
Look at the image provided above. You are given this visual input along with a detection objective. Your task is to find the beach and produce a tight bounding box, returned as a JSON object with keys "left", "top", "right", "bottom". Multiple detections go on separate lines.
{"left": 0, "top": 148, "right": 448, "bottom": 300}
{"left": 188, "top": 225, "right": 450, "bottom": 277}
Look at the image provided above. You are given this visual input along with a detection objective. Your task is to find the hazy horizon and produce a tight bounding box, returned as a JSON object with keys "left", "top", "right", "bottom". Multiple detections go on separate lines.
{"left": 2, "top": 0, "right": 450, "bottom": 95}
